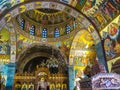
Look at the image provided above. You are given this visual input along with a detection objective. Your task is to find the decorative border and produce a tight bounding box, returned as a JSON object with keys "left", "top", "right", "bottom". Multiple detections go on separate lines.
{"left": 5, "top": 23, "right": 16, "bottom": 63}
{"left": 92, "top": 73, "right": 120, "bottom": 89}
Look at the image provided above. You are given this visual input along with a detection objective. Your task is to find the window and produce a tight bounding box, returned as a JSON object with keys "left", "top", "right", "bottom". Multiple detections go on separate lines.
{"left": 30, "top": 25, "right": 35, "bottom": 35}
{"left": 42, "top": 28, "right": 47, "bottom": 38}
{"left": 66, "top": 24, "right": 71, "bottom": 34}
{"left": 54, "top": 28, "right": 60, "bottom": 38}
{"left": 20, "top": 18, "right": 25, "bottom": 30}
{"left": 73, "top": 21, "right": 77, "bottom": 28}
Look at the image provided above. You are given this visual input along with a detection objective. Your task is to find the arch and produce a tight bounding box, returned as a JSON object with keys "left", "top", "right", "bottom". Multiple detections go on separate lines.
{"left": 69, "top": 29, "right": 108, "bottom": 89}
{"left": 0, "top": 0, "right": 102, "bottom": 62}
{"left": 69, "top": 29, "right": 95, "bottom": 65}
{"left": 69, "top": 28, "right": 108, "bottom": 70}
{"left": 18, "top": 52, "right": 51, "bottom": 72}
{"left": 17, "top": 43, "right": 68, "bottom": 64}
{"left": 16, "top": 43, "right": 68, "bottom": 85}
{"left": 0, "top": 0, "right": 108, "bottom": 89}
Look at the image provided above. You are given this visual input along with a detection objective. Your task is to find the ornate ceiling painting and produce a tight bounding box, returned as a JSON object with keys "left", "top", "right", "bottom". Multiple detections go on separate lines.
{"left": 81, "top": 0, "right": 120, "bottom": 32}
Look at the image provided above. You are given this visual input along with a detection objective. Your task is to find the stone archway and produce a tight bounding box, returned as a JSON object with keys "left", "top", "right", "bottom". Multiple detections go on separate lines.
{"left": 16, "top": 43, "right": 68, "bottom": 72}
{"left": 69, "top": 29, "right": 108, "bottom": 89}
{"left": 0, "top": 0, "right": 108, "bottom": 89}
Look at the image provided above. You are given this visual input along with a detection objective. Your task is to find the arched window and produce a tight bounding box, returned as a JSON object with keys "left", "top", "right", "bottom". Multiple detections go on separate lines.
{"left": 20, "top": 18, "right": 25, "bottom": 30}
{"left": 54, "top": 28, "right": 60, "bottom": 38}
{"left": 73, "top": 20, "right": 77, "bottom": 28}
{"left": 30, "top": 25, "right": 35, "bottom": 35}
{"left": 66, "top": 24, "right": 71, "bottom": 34}
{"left": 42, "top": 28, "right": 47, "bottom": 38}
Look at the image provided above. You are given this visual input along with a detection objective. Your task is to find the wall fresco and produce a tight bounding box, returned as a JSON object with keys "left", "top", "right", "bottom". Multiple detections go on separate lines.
{"left": 101, "top": 15, "right": 120, "bottom": 61}
{"left": 82, "top": 0, "right": 104, "bottom": 14}
{"left": 17, "top": 32, "right": 34, "bottom": 54}
{"left": 82, "top": 0, "right": 120, "bottom": 30}
{"left": 58, "top": 37, "right": 73, "bottom": 57}
{"left": 69, "top": 29, "right": 97, "bottom": 66}
{"left": 0, "top": 28, "right": 10, "bottom": 55}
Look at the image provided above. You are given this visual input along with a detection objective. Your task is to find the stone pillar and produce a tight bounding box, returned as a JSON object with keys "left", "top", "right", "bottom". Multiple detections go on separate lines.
{"left": 4, "top": 22, "right": 17, "bottom": 90}
{"left": 95, "top": 42, "right": 109, "bottom": 72}
{"left": 68, "top": 65, "right": 75, "bottom": 90}
{"left": 5, "top": 63, "right": 16, "bottom": 90}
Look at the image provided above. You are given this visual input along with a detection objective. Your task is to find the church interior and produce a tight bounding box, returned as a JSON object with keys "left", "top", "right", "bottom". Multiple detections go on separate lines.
{"left": 0, "top": 0, "right": 120, "bottom": 90}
